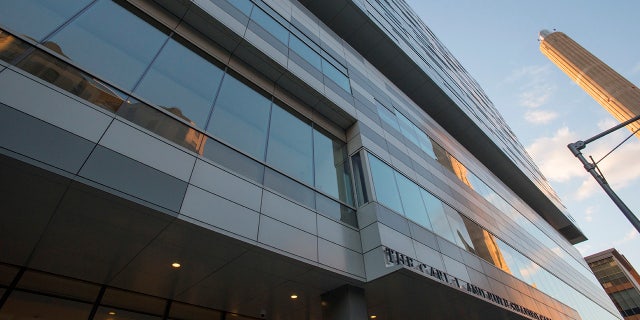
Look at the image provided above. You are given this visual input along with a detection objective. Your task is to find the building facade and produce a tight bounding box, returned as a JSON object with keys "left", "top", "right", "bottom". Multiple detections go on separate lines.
{"left": 0, "top": 1, "right": 620, "bottom": 319}
{"left": 586, "top": 249, "right": 640, "bottom": 319}
{"left": 539, "top": 29, "right": 640, "bottom": 140}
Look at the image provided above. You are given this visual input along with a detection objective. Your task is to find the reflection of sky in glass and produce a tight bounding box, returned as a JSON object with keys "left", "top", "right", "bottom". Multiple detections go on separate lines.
{"left": 0, "top": 0, "right": 91, "bottom": 41}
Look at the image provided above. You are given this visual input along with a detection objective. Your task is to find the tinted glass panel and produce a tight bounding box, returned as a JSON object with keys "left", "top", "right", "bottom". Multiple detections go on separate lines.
{"left": 416, "top": 130, "right": 437, "bottom": 159}
{"left": 376, "top": 101, "right": 400, "bottom": 132}
{"left": 264, "top": 168, "right": 315, "bottom": 208}
{"left": 397, "top": 112, "right": 420, "bottom": 146}
{"left": 17, "top": 50, "right": 127, "bottom": 112}
{"left": 266, "top": 104, "right": 313, "bottom": 184}
{"left": 290, "top": 35, "right": 321, "bottom": 69}
{"left": 202, "top": 139, "right": 265, "bottom": 183}
{"left": 0, "top": 31, "right": 31, "bottom": 63}
{"left": 313, "top": 129, "right": 352, "bottom": 204}
{"left": 322, "top": 60, "right": 350, "bottom": 92}
{"left": 227, "top": 0, "right": 253, "bottom": 16}
{"left": 48, "top": 0, "right": 168, "bottom": 89}
{"left": 395, "top": 173, "right": 431, "bottom": 229}
{"left": 444, "top": 206, "right": 474, "bottom": 251}
{"left": 420, "top": 189, "right": 455, "bottom": 243}
{"left": 133, "top": 38, "right": 224, "bottom": 128}
{"left": 0, "top": 290, "right": 92, "bottom": 319}
{"left": 367, "top": 154, "right": 403, "bottom": 214}
{"left": 207, "top": 74, "right": 271, "bottom": 160}
{"left": 250, "top": 7, "right": 289, "bottom": 44}
{"left": 316, "top": 193, "right": 357, "bottom": 227}
{"left": 0, "top": 0, "right": 91, "bottom": 41}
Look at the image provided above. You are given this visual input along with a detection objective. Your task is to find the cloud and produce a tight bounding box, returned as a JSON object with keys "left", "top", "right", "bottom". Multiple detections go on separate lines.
{"left": 614, "top": 228, "right": 639, "bottom": 246}
{"left": 504, "top": 65, "right": 556, "bottom": 109}
{"left": 574, "top": 243, "right": 592, "bottom": 256}
{"left": 526, "top": 127, "right": 585, "bottom": 182}
{"left": 524, "top": 110, "right": 559, "bottom": 124}
{"left": 584, "top": 206, "right": 595, "bottom": 223}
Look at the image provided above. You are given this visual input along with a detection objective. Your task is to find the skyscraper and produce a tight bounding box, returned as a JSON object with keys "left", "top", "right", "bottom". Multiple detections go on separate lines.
{"left": 539, "top": 29, "right": 640, "bottom": 139}
{"left": 586, "top": 249, "right": 640, "bottom": 319}
{"left": 0, "top": 1, "right": 620, "bottom": 319}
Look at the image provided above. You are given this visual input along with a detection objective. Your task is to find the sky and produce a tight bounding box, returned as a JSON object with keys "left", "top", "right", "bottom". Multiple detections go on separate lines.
{"left": 404, "top": 1, "right": 640, "bottom": 269}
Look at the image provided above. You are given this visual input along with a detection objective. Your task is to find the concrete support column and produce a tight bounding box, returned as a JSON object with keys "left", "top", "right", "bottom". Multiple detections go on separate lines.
{"left": 321, "top": 285, "right": 368, "bottom": 320}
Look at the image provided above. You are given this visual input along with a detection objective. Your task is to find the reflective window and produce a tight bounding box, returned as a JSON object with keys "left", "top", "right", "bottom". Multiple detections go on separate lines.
{"left": 133, "top": 38, "right": 224, "bottom": 128}
{"left": 202, "top": 139, "right": 265, "bottom": 184}
{"left": 444, "top": 206, "right": 474, "bottom": 251}
{"left": 322, "top": 60, "right": 350, "bottom": 92}
{"left": 48, "top": 0, "right": 169, "bottom": 90}
{"left": 420, "top": 189, "right": 455, "bottom": 243}
{"left": 0, "top": 290, "right": 93, "bottom": 319}
{"left": 250, "top": 7, "right": 289, "bottom": 44}
{"left": 289, "top": 35, "right": 321, "bottom": 70}
{"left": 395, "top": 172, "right": 431, "bottom": 229}
{"left": 227, "top": 0, "right": 253, "bottom": 16}
{"left": 266, "top": 104, "right": 313, "bottom": 184}
{"left": 207, "top": 74, "right": 272, "bottom": 160}
{"left": 375, "top": 101, "right": 400, "bottom": 132}
{"left": 397, "top": 112, "right": 420, "bottom": 146}
{"left": 313, "top": 129, "right": 352, "bottom": 204}
{"left": 416, "top": 130, "right": 436, "bottom": 159}
{"left": 17, "top": 50, "right": 127, "bottom": 112}
{"left": 264, "top": 168, "right": 315, "bottom": 209}
{"left": 0, "top": 31, "right": 31, "bottom": 63}
{"left": 367, "top": 154, "right": 403, "bottom": 214}
{"left": 0, "top": 0, "right": 91, "bottom": 41}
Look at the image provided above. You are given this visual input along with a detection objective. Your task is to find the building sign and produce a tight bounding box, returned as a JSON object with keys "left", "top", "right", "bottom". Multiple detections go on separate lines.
{"left": 383, "top": 247, "right": 552, "bottom": 320}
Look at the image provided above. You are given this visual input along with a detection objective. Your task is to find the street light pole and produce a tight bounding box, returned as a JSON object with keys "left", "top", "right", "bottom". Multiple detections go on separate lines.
{"left": 567, "top": 114, "right": 640, "bottom": 234}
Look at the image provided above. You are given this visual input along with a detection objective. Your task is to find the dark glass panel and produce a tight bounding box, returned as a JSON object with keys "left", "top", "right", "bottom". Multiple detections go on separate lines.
{"left": 313, "top": 129, "right": 352, "bottom": 204}
{"left": 94, "top": 307, "right": 161, "bottom": 320}
{"left": 395, "top": 173, "right": 431, "bottom": 229}
{"left": 133, "top": 38, "right": 224, "bottom": 128}
{"left": 100, "top": 288, "right": 165, "bottom": 316}
{"left": 0, "top": 0, "right": 91, "bottom": 41}
{"left": 48, "top": 0, "right": 169, "bottom": 89}
{"left": 264, "top": 168, "right": 315, "bottom": 209}
{"left": 443, "top": 206, "right": 474, "bottom": 251}
{"left": 17, "top": 271, "right": 99, "bottom": 303}
{"left": 168, "top": 301, "right": 223, "bottom": 320}
{"left": 250, "top": 7, "right": 289, "bottom": 44}
{"left": 367, "top": 154, "right": 403, "bottom": 214}
{"left": 289, "top": 35, "right": 321, "bottom": 70}
{"left": 351, "top": 152, "right": 369, "bottom": 206}
{"left": 266, "top": 104, "right": 313, "bottom": 184}
{"left": 117, "top": 99, "right": 207, "bottom": 154}
{"left": 316, "top": 193, "right": 357, "bottom": 227}
{"left": 420, "top": 188, "right": 455, "bottom": 243}
{"left": 17, "top": 50, "right": 126, "bottom": 112}
{"left": 202, "top": 139, "right": 265, "bottom": 184}
{"left": 0, "top": 290, "right": 92, "bottom": 319}
{"left": 0, "top": 31, "right": 31, "bottom": 63}
{"left": 207, "top": 73, "right": 271, "bottom": 160}
{"left": 322, "top": 60, "right": 350, "bottom": 92}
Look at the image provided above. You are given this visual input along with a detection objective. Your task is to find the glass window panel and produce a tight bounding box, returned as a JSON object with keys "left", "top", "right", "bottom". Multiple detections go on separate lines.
{"left": 289, "top": 35, "right": 321, "bottom": 70}
{"left": 94, "top": 307, "right": 161, "bottom": 320}
{"left": 227, "top": 0, "right": 253, "bottom": 16}
{"left": 0, "top": 0, "right": 91, "bottom": 41}
{"left": 17, "top": 271, "right": 99, "bottom": 303}
{"left": 266, "top": 104, "right": 313, "bottom": 184}
{"left": 415, "top": 130, "right": 437, "bottom": 159}
{"left": 396, "top": 112, "right": 420, "bottom": 146}
{"left": 0, "top": 31, "right": 31, "bottom": 63}
{"left": 420, "top": 189, "right": 455, "bottom": 243}
{"left": 322, "top": 60, "right": 350, "bottom": 92}
{"left": 48, "top": 0, "right": 169, "bottom": 90}
{"left": 395, "top": 173, "right": 431, "bottom": 229}
{"left": 202, "top": 139, "right": 265, "bottom": 184}
{"left": 118, "top": 99, "right": 207, "bottom": 154}
{"left": 168, "top": 301, "right": 223, "bottom": 320}
{"left": 432, "top": 141, "right": 454, "bottom": 171}
{"left": 250, "top": 7, "right": 289, "bottom": 44}
{"left": 264, "top": 168, "right": 315, "bottom": 209}
{"left": 443, "top": 206, "right": 474, "bottom": 251}
{"left": 375, "top": 101, "right": 400, "bottom": 132}
{"left": 17, "top": 50, "right": 127, "bottom": 112}
{"left": 316, "top": 193, "right": 357, "bottom": 227}
{"left": 100, "top": 288, "right": 165, "bottom": 316}
{"left": 207, "top": 74, "right": 271, "bottom": 160}
{"left": 0, "top": 290, "right": 93, "bottom": 319}
{"left": 133, "top": 38, "right": 224, "bottom": 128}
{"left": 313, "top": 129, "right": 352, "bottom": 204}
{"left": 367, "top": 154, "right": 403, "bottom": 214}
{"left": 351, "top": 152, "right": 370, "bottom": 206}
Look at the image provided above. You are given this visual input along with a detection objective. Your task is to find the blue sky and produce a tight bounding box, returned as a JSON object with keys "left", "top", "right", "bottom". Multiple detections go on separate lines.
{"left": 405, "top": 0, "right": 640, "bottom": 269}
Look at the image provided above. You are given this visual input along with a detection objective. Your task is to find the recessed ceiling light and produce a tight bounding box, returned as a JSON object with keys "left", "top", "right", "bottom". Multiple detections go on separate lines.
{"left": 290, "top": 294, "right": 298, "bottom": 299}
{"left": 370, "top": 316, "right": 377, "bottom": 319}
{"left": 108, "top": 311, "right": 116, "bottom": 315}
{"left": 171, "top": 262, "right": 181, "bottom": 268}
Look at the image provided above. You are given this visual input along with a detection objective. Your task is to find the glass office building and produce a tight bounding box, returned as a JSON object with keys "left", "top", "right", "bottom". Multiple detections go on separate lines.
{"left": 0, "top": 0, "right": 621, "bottom": 319}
